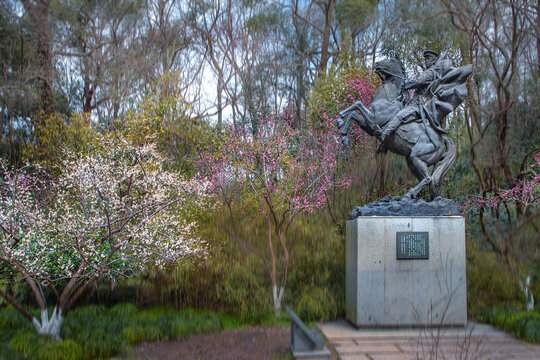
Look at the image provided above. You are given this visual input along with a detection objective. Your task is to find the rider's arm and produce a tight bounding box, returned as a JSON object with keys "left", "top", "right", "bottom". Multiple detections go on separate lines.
{"left": 404, "top": 68, "right": 436, "bottom": 90}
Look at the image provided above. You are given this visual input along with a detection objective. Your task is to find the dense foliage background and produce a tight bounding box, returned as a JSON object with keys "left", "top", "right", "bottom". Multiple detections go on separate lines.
{"left": 0, "top": 0, "right": 539, "bottom": 356}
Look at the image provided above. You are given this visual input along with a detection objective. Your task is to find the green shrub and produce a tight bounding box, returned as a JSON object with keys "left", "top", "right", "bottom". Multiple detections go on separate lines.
{"left": 37, "top": 339, "right": 84, "bottom": 360}
{"left": 9, "top": 332, "right": 35, "bottom": 355}
{"left": 68, "top": 304, "right": 106, "bottom": 318}
{"left": 142, "top": 324, "right": 166, "bottom": 341}
{"left": 76, "top": 328, "right": 127, "bottom": 359}
{"left": 9, "top": 332, "right": 84, "bottom": 360}
{"left": 170, "top": 316, "right": 192, "bottom": 339}
{"left": 0, "top": 341, "right": 24, "bottom": 360}
{"left": 479, "top": 306, "right": 540, "bottom": 343}
{"left": 193, "top": 313, "right": 222, "bottom": 334}
{"left": 287, "top": 214, "right": 346, "bottom": 322}
{"left": 466, "top": 245, "right": 521, "bottom": 316}
{"left": 295, "top": 287, "right": 339, "bottom": 322}
{"left": 97, "top": 190, "right": 349, "bottom": 325}
{"left": 0, "top": 306, "right": 30, "bottom": 331}
{"left": 110, "top": 303, "right": 138, "bottom": 318}
{"left": 206, "top": 253, "right": 272, "bottom": 321}
{"left": 121, "top": 325, "right": 145, "bottom": 344}
{"left": 0, "top": 306, "right": 32, "bottom": 342}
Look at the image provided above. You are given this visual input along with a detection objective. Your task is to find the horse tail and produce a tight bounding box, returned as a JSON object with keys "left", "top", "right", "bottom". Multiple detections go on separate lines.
{"left": 430, "top": 136, "right": 456, "bottom": 198}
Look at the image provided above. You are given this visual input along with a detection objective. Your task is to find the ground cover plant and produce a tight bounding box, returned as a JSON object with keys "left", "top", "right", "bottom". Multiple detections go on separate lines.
{"left": 0, "top": 303, "right": 228, "bottom": 360}
{"left": 478, "top": 306, "right": 540, "bottom": 344}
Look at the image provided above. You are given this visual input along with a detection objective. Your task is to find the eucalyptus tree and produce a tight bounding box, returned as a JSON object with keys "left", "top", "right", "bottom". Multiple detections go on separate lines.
{"left": 186, "top": 0, "right": 293, "bottom": 128}
{"left": 52, "top": 0, "right": 145, "bottom": 126}
{"left": 0, "top": 0, "right": 58, "bottom": 165}
{"left": 334, "top": 0, "right": 382, "bottom": 66}
{"left": 21, "top": 0, "right": 55, "bottom": 115}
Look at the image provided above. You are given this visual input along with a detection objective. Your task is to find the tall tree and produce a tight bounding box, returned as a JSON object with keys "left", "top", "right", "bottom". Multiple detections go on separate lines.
{"left": 21, "top": 0, "right": 55, "bottom": 115}
{"left": 440, "top": 0, "right": 539, "bottom": 266}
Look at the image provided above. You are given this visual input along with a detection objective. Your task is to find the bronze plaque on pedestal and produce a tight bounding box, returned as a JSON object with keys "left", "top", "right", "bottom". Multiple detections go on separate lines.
{"left": 396, "top": 232, "right": 429, "bottom": 259}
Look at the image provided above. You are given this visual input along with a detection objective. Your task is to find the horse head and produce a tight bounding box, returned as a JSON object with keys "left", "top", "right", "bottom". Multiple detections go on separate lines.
{"left": 374, "top": 55, "right": 405, "bottom": 82}
{"left": 372, "top": 55, "right": 406, "bottom": 106}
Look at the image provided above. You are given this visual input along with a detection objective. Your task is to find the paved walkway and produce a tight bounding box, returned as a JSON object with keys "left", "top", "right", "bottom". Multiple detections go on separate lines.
{"left": 317, "top": 320, "right": 540, "bottom": 360}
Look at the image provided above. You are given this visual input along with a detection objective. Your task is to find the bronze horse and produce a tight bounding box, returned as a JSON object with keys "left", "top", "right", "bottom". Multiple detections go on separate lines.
{"left": 337, "top": 56, "right": 471, "bottom": 200}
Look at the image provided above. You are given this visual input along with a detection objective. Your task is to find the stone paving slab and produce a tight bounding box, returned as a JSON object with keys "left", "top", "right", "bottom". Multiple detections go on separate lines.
{"left": 317, "top": 320, "right": 540, "bottom": 360}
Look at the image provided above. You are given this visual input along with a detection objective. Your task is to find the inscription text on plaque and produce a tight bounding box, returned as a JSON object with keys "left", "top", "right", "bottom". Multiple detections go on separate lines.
{"left": 396, "top": 232, "right": 429, "bottom": 259}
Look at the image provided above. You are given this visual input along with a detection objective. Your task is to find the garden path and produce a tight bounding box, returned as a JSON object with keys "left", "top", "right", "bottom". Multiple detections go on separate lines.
{"left": 318, "top": 320, "right": 540, "bottom": 360}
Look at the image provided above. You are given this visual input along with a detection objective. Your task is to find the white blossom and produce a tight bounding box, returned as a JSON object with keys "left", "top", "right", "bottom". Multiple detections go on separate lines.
{"left": 0, "top": 135, "right": 207, "bottom": 292}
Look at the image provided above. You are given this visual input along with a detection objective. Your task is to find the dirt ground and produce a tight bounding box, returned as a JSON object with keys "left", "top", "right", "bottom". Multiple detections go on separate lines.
{"left": 125, "top": 326, "right": 293, "bottom": 360}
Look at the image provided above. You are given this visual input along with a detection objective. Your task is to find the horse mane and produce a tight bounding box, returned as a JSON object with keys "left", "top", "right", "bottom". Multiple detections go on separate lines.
{"left": 381, "top": 50, "right": 406, "bottom": 78}
{"left": 390, "top": 52, "right": 406, "bottom": 78}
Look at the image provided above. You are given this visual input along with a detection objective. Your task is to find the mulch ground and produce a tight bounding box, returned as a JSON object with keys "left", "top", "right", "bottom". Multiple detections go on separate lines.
{"left": 125, "top": 326, "right": 292, "bottom": 360}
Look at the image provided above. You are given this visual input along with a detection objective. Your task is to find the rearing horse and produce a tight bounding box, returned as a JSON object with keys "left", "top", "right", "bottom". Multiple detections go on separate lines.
{"left": 337, "top": 56, "right": 457, "bottom": 200}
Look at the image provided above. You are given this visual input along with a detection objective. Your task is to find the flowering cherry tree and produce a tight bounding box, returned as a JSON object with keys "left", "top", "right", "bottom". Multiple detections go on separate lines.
{"left": 460, "top": 151, "right": 540, "bottom": 268}
{"left": 0, "top": 135, "right": 206, "bottom": 340}
{"left": 460, "top": 152, "right": 540, "bottom": 310}
{"left": 309, "top": 66, "right": 379, "bottom": 154}
{"left": 199, "top": 114, "right": 349, "bottom": 317}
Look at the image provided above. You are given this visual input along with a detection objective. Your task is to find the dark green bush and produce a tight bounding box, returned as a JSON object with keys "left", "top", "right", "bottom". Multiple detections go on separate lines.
{"left": 0, "top": 306, "right": 30, "bottom": 331}
{"left": 0, "top": 342, "right": 23, "bottom": 360}
{"left": 0, "top": 306, "right": 32, "bottom": 343}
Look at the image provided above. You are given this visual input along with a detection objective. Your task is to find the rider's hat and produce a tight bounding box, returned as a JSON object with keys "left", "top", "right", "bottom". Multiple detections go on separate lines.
{"left": 423, "top": 49, "right": 440, "bottom": 58}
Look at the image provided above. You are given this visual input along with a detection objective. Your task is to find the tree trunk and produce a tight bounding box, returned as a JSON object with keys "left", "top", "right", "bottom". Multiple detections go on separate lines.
{"left": 32, "top": 306, "right": 64, "bottom": 341}
{"left": 272, "top": 285, "right": 285, "bottom": 318}
{"left": 536, "top": 2, "right": 540, "bottom": 77}
{"left": 21, "top": 0, "right": 54, "bottom": 115}
{"left": 319, "top": 0, "right": 334, "bottom": 76}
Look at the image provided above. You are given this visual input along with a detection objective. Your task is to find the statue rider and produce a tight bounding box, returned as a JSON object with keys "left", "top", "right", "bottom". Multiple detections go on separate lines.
{"left": 379, "top": 49, "right": 452, "bottom": 142}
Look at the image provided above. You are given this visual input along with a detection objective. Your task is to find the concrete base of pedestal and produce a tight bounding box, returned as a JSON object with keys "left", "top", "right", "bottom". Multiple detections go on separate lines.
{"left": 346, "top": 216, "right": 467, "bottom": 327}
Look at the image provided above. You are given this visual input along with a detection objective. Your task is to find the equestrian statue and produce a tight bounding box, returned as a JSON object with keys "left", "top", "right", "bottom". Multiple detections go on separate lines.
{"left": 337, "top": 48, "right": 472, "bottom": 200}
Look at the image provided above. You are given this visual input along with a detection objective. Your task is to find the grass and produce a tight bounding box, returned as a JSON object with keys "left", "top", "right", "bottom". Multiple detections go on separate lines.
{"left": 0, "top": 303, "right": 285, "bottom": 360}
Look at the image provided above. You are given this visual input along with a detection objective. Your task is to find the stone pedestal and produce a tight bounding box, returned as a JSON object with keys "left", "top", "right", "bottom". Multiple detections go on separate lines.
{"left": 346, "top": 216, "right": 467, "bottom": 327}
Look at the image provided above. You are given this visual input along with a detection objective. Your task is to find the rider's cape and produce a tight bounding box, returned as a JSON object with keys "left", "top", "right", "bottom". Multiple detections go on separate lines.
{"left": 421, "top": 63, "right": 473, "bottom": 134}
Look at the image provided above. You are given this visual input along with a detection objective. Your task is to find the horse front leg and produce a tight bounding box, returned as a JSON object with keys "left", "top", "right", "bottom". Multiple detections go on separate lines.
{"left": 340, "top": 101, "right": 380, "bottom": 137}
{"left": 338, "top": 113, "right": 354, "bottom": 146}
{"left": 340, "top": 112, "right": 376, "bottom": 146}
{"left": 338, "top": 101, "right": 379, "bottom": 145}
{"left": 338, "top": 101, "right": 364, "bottom": 120}
{"left": 350, "top": 102, "right": 381, "bottom": 138}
